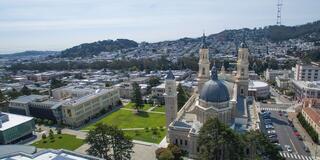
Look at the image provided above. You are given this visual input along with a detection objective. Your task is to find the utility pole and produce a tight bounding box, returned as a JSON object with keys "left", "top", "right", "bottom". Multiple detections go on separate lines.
{"left": 276, "top": 0, "right": 283, "bottom": 25}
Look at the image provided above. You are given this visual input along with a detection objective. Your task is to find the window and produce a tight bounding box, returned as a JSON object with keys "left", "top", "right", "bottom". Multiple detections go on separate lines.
{"left": 185, "top": 140, "right": 188, "bottom": 146}
{"left": 241, "top": 89, "right": 244, "bottom": 94}
{"left": 241, "top": 68, "right": 244, "bottom": 76}
{"left": 202, "top": 68, "right": 205, "bottom": 75}
{"left": 180, "top": 139, "right": 183, "bottom": 145}
{"left": 175, "top": 139, "right": 178, "bottom": 144}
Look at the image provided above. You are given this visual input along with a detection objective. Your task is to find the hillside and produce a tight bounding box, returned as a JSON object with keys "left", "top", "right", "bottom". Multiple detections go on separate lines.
{"left": 58, "top": 20, "right": 320, "bottom": 58}
{"left": 0, "top": 51, "right": 59, "bottom": 58}
{"left": 60, "top": 39, "right": 138, "bottom": 58}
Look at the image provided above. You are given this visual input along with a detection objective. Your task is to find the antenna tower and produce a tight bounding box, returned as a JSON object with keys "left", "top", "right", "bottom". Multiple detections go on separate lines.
{"left": 276, "top": 0, "right": 283, "bottom": 25}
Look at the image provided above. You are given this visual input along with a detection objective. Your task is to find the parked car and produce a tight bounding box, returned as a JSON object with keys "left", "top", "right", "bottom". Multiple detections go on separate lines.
{"left": 304, "top": 145, "right": 310, "bottom": 152}
{"left": 284, "top": 145, "right": 292, "bottom": 153}
{"left": 267, "top": 130, "right": 276, "bottom": 135}
{"left": 265, "top": 124, "right": 274, "bottom": 129}
{"left": 268, "top": 134, "right": 277, "bottom": 139}
{"left": 269, "top": 137, "right": 279, "bottom": 143}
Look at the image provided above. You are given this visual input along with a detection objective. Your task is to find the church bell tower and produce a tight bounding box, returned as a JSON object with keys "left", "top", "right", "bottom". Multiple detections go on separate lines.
{"left": 197, "top": 33, "right": 210, "bottom": 93}
{"left": 236, "top": 41, "right": 249, "bottom": 96}
{"left": 164, "top": 70, "right": 177, "bottom": 132}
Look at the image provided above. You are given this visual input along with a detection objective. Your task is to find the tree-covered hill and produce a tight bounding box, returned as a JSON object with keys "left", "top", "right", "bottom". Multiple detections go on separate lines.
{"left": 60, "top": 39, "right": 138, "bottom": 58}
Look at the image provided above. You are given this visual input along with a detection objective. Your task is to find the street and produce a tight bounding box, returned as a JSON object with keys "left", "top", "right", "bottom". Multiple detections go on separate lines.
{"left": 260, "top": 110, "right": 313, "bottom": 160}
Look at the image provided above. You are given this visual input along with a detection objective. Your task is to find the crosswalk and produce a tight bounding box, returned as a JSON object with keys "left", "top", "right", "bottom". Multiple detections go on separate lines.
{"left": 260, "top": 107, "right": 288, "bottom": 111}
{"left": 280, "top": 152, "right": 313, "bottom": 160}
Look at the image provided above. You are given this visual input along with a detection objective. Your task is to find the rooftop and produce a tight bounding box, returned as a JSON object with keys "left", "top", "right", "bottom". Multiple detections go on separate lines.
{"left": 303, "top": 107, "right": 320, "bottom": 127}
{"left": 0, "top": 149, "right": 102, "bottom": 160}
{"left": 10, "top": 95, "right": 48, "bottom": 104}
{"left": 293, "top": 81, "right": 320, "bottom": 90}
{"left": 0, "top": 112, "right": 33, "bottom": 131}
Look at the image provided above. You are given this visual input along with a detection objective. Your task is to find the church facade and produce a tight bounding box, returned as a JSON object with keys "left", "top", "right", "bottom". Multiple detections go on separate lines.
{"left": 164, "top": 34, "right": 251, "bottom": 158}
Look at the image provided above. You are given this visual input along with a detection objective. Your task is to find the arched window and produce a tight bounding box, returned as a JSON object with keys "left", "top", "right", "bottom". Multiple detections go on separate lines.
{"left": 202, "top": 68, "right": 205, "bottom": 75}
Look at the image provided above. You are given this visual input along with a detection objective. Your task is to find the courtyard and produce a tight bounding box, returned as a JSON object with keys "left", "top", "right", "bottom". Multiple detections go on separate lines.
{"left": 82, "top": 103, "right": 166, "bottom": 143}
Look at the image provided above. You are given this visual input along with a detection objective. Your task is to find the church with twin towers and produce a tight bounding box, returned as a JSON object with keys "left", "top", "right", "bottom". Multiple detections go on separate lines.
{"left": 164, "top": 33, "right": 251, "bottom": 158}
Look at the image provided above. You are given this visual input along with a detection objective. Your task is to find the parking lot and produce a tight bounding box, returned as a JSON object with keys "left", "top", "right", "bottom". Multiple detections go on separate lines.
{"left": 260, "top": 110, "right": 314, "bottom": 160}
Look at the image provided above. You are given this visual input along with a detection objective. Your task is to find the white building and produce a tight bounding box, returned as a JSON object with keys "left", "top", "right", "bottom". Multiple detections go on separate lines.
{"left": 292, "top": 80, "right": 320, "bottom": 100}
{"left": 164, "top": 35, "right": 251, "bottom": 158}
{"left": 0, "top": 148, "right": 102, "bottom": 160}
{"left": 264, "top": 69, "right": 291, "bottom": 81}
{"left": 294, "top": 63, "right": 320, "bottom": 81}
{"left": 275, "top": 74, "right": 290, "bottom": 89}
{"left": 52, "top": 85, "right": 120, "bottom": 127}
{"left": 248, "top": 80, "right": 270, "bottom": 99}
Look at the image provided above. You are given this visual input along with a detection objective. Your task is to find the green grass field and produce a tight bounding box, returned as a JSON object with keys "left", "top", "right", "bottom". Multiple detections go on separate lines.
{"left": 152, "top": 106, "right": 165, "bottom": 112}
{"left": 32, "top": 134, "right": 84, "bottom": 150}
{"left": 124, "top": 128, "right": 167, "bottom": 143}
{"left": 123, "top": 102, "right": 153, "bottom": 111}
{"left": 82, "top": 109, "right": 166, "bottom": 130}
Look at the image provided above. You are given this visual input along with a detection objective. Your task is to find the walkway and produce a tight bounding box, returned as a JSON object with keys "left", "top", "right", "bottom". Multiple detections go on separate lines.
{"left": 120, "top": 107, "right": 165, "bottom": 114}
{"left": 289, "top": 112, "right": 320, "bottom": 160}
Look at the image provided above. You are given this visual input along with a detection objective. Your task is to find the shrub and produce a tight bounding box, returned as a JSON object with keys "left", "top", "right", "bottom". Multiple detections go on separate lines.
{"left": 57, "top": 128, "right": 62, "bottom": 134}
{"left": 145, "top": 127, "right": 149, "bottom": 132}
{"left": 48, "top": 120, "right": 54, "bottom": 126}
{"left": 42, "top": 133, "right": 47, "bottom": 139}
{"left": 49, "top": 129, "right": 54, "bottom": 140}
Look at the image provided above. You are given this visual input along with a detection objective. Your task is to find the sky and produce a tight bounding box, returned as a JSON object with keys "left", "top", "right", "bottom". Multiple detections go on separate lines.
{"left": 0, "top": 0, "right": 319, "bottom": 54}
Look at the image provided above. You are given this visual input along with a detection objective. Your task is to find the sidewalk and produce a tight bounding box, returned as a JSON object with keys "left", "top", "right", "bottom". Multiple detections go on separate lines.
{"left": 288, "top": 112, "right": 320, "bottom": 160}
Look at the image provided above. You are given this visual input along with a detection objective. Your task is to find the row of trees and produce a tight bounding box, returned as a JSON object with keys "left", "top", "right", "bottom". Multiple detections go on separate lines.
{"left": 297, "top": 112, "right": 319, "bottom": 144}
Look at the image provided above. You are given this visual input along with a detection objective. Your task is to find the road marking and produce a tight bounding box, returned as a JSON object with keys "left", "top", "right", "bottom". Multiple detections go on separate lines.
{"left": 301, "top": 156, "right": 306, "bottom": 160}
{"left": 297, "top": 154, "right": 301, "bottom": 159}
{"left": 293, "top": 154, "right": 297, "bottom": 159}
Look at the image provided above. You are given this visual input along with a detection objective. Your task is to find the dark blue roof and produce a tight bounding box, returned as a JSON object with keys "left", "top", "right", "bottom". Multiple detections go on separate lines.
{"left": 199, "top": 80, "right": 230, "bottom": 103}
{"left": 165, "top": 70, "right": 175, "bottom": 80}
{"left": 240, "top": 42, "right": 248, "bottom": 48}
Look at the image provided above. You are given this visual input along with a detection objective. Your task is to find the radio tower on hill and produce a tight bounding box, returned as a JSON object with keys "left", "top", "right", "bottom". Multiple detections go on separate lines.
{"left": 276, "top": 0, "right": 283, "bottom": 25}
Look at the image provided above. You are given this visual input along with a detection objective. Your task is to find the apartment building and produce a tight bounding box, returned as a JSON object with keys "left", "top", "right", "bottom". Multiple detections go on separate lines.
{"left": 294, "top": 63, "right": 320, "bottom": 81}
{"left": 292, "top": 80, "right": 320, "bottom": 100}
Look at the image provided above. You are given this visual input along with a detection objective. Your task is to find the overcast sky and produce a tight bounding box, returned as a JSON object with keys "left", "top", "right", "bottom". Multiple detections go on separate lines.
{"left": 0, "top": 0, "right": 319, "bottom": 54}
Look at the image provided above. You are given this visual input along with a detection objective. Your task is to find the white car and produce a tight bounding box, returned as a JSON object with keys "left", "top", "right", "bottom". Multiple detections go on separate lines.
{"left": 267, "top": 130, "right": 276, "bottom": 135}
{"left": 285, "top": 145, "right": 292, "bottom": 153}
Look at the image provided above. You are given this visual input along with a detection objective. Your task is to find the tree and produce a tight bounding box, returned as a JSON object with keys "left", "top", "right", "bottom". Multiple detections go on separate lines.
{"left": 147, "top": 76, "right": 161, "bottom": 93}
{"left": 49, "top": 129, "right": 54, "bottom": 139}
{"left": 50, "top": 78, "right": 66, "bottom": 89}
{"left": 0, "top": 90, "right": 7, "bottom": 102}
{"left": 57, "top": 128, "right": 62, "bottom": 134}
{"left": 85, "top": 123, "right": 133, "bottom": 160}
{"left": 7, "top": 88, "right": 22, "bottom": 99}
{"left": 242, "top": 131, "right": 284, "bottom": 160}
{"left": 20, "top": 85, "right": 32, "bottom": 95}
{"left": 155, "top": 144, "right": 182, "bottom": 160}
{"left": 42, "top": 133, "right": 47, "bottom": 140}
{"left": 177, "top": 84, "right": 188, "bottom": 110}
{"left": 131, "top": 82, "right": 143, "bottom": 111}
{"left": 198, "top": 118, "right": 244, "bottom": 160}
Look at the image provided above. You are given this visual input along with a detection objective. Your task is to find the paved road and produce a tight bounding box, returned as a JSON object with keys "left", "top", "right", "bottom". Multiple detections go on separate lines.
{"left": 260, "top": 111, "right": 313, "bottom": 160}
{"left": 270, "top": 86, "right": 292, "bottom": 104}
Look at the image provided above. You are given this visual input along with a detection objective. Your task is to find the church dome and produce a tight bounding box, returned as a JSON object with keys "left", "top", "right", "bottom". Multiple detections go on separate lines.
{"left": 199, "top": 66, "right": 230, "bottom": 103}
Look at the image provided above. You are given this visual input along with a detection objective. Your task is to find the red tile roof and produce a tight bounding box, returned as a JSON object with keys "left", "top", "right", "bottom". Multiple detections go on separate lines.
{"left": 303, "top": 107, "right": 320, "bottom": 127}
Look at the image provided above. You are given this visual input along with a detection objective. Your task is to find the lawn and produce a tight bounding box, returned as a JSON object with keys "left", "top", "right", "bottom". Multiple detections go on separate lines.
{"left": 123, "top": 102, "right": 152, "bottom": 111}
{"left": 124, "top": 128, "right": 167, "bottom": 143}
{"left": 32, "top": 134, "right": 84, "bottom": 150}
{"left": 152, "top": 106, "right": 165, "bottom": 112}
{"left": 82, "top": 109, "right": 166, "bottom": 131}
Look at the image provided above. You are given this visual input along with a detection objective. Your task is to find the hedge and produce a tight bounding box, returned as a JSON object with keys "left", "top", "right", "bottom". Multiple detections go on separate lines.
{"left": 297, "top": 112, "right": 319, "bottom": 144}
